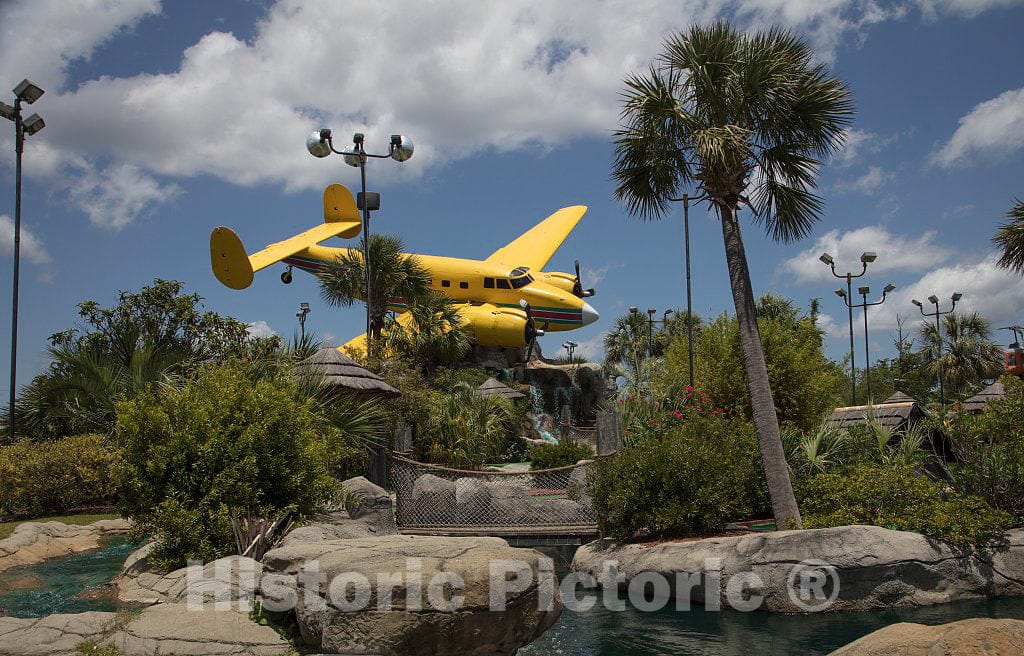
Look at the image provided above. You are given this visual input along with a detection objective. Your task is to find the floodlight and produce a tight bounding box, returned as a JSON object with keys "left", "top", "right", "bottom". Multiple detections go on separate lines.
{"left": 0, "top": 102, "right": 14, "bottom": 122}
{"left": 13, "top": 79, "right": 44, "bottom": 104}
{"left": 860, "top": 252, "right": 877, "bottom": 263}
{"left": 912, "top": 299, "right": 922, "bottom": 307}
{"left": 390, "top": 134, "right": 414, "bottom": 162}
{"left": 819, "top": 253, "right": 834, "bottom": 266}
{"left": 927, "top": 295, "right": 939, "bottom": 305}
{"left": 306, "top": 130, "right": 331, "bottom": 158}
{"left": 629, "top": 306, "right": 639, "bottom": 314}
{"left": 22, "top": 113, "right": 44, "bottom": 135}
{"left": 567, "top": 341, "right": 577, "bottom": 347}
{"left": 951, "top": 292, "right": 963, "bottom": 302}
{"left": 342, "top": 146, "right": 362, "bottom": 168}
{"left": 835, "top": 289, "right": 846, "bottom": 298}
{"left": 299, "top": 302, "right": 310, "bottom": 312}
{"left": 857, "top": 286, "right": 869, "bottom": 295}
{"left": 883, "top": 284, "right": 896, "bottom": 293}
{"left": 647, "top": 307, "right": 657, "bottom": 315}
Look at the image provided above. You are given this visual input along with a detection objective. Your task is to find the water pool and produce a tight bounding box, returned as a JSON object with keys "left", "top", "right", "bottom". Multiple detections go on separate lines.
{"left": 521, "top": 596, "right": 1024, "bottom": 655}
{"left": 0, "top": 536, "right": 140, "bottom": 618}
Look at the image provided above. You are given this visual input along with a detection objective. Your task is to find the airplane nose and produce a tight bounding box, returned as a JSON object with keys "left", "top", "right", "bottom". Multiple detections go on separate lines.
{"left": 581, "top": 302, "right": 599, "bottom": 326}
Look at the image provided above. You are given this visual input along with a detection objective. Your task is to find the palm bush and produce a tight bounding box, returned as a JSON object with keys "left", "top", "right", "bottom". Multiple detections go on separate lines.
{"left": 918, "top": 312, "right": 1004, "bottom": 400}
{"left": 420, "top": 383, "right": 517, "bottom": 469}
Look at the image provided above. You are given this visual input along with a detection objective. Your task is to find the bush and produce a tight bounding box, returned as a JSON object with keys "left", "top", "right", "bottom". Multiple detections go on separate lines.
{"left": 528, "top": 438, "right": 592, "bottom": 469}
{"left": 113, "top": 361, "right": 344, "bottom": 571}
{"left": 588, "top": 414, "right": 763, "bottom": 539}
{"left": 0, "top": 434, "right": 117, "bottom": 517}
{"left": 946, "top": 378, "right": 1024, "bottom": 518}
{"left": 800, "top": 464, "right": 1012, "bottom": 546}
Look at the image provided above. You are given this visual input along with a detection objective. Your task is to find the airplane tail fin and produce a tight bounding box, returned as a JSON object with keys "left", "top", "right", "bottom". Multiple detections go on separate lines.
{"left": 211, "top": 183, "right": 362, "bottom": 289}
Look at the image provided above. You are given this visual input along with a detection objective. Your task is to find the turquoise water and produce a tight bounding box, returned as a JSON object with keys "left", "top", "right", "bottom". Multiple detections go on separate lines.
{"left": 521, "top": 596, "right": 1024, "bottom": 655}
{"left": 0, "top": 536, "right": 140, "bottom": 618}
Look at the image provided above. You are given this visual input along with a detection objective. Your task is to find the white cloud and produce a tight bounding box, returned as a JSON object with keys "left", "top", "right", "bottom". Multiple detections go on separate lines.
{"left": 915, "top": 0, "right": 1023, "bottom": 19}
{"left": 831, "top": 128, "right": 901, "bottom": 167}
{"left": 870, "top": 254, "right": 1024, "bottom": 332}
{"left": 2, "top": 0, "right": 1018, "bottom": 229}
{"left": 815, "top": 312, "right": 844, "bottom": 340}
{"left": 780, "top": 225, "right": 952, "bottom": 285}
{"left": 942, "top": 203, "right": 975, "bottom": 220}
{"left": 246, "top": 320, "right": 278, "bottom": 339}
{"left": 572, "top": 331, "right": 607, "bottom": 362}
{"left": 68, "top": 162, "right": 182, "bottom": 230}
{"left": 833, "top": 165, "right": 893, "bottom": 195}
{"left": 0, "top": 214, "right": 52, "bottom": 265}
{"left": 931, "top": 86, "right": 1024, "bottom": 168}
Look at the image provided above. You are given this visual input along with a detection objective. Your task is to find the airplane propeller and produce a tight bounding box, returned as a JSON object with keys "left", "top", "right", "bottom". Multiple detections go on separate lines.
{"left": 520, "top": 299, "right": 548, "bottom": 361}
{"left": 572, "top": 260, "right": 595, "bottom": 298}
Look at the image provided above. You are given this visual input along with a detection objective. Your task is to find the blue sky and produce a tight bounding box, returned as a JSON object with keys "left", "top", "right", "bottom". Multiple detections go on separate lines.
{"left": 2, "top": 0, "right": 1024, "bottom": 399}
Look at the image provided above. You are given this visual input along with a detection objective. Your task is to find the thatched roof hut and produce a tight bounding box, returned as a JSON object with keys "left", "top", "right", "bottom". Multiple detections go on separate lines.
{"left": 475, "top": 377, "right": 526, "bottom": 400}
{"left": 960, "top": 381, "right": 1006, "bottom": 413}
{"left": 295, "top": 348, "right": 401, "bottom": 399}
{"left": 828, "top": 392, "right": 927, "bottom": 430}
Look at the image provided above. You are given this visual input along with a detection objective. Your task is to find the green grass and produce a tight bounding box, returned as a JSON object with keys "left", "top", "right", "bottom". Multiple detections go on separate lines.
{"left": 0, "top": 513, "right": 120, "bottom": 541}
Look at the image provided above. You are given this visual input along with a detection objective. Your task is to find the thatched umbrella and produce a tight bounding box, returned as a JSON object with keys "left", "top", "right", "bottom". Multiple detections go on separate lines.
{"left": 475, "top": 377, "right": 526, "bottom": 400}
{"left": 295, "top": 348, "right": 401, "bottom": 399}
{"left": 960, "top": 381, "right": 1006, "bottom": 413}
{"left": 828, "top": 391, "right": 926, "bottom": 430}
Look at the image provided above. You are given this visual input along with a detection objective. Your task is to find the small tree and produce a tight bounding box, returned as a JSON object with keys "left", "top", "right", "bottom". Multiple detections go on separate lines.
{"left": 994, "top": 199, "right": 1024, "bottom": 274}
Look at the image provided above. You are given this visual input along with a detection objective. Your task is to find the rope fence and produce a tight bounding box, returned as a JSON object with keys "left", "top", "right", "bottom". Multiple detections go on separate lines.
{"left": 390, "top": 454, "right": 598, "bottom": 536}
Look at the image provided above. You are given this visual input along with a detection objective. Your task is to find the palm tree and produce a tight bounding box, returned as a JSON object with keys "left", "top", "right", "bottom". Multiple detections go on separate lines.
{"left": 383, "top": 292, "right": 472, "bottom": 376}
{"left": 994, "top": 199, "right": 1024, "bottom": 274}
{"left": 612, "top": 22, "right": 853, "bottom": 526}
{"left": 603, "top": 311, "right": 652, "bottom": 375}
{"left": 318, "top": 234, "right": 431, "bottom": 343}
{"left": 919, "top": 311, "right": 1004, "bottom": 400}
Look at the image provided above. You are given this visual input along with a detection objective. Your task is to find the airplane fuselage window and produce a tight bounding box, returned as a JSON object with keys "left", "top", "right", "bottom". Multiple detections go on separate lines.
{"left": 460, "top": 281, "right": 469, "bottom": 289}
{"left": 484, "top": 278, "right": 495, "bottom": 288}
{"left": 496, "top": 279, "right": 511, "bottom": 289}
{"left": 441, "top": 280, "right": 451, "bottom": 287}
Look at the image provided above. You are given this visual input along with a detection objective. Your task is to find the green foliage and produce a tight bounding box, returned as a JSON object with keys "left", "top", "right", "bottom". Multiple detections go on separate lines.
{"left": 801, "top": 464, "right": 1012, "bottom": 546}
{"left": 658, "top": 300, "right": 847, "bottom": 431}
{"left": 14, "top": 279, "right": 270, "bottom": 440}
{"left": 381, "top": 292, "right": 472, "bottom": 375}
{"left": 528, "top": 438, "right": 592, "bottom": 470}
{"left": 113, "top": 361, "right": 345, "bottom": 571}
{"left": 418, "top": 383, "right": 518, "bottom": 469}
{"left": 0, "top": 434, "right": 117, "bottom": 517}
{"left": 318, "top": 234, "right": 431, "bottom": 341}
{"left": 994, "top": 198, "right": 1024, "bottom": 274}
{"left": 76, "top": 643, "right": 122, "bottom": 656}
{"left": 945, "top": 378, "right": 1024, "bottom": 518}
{"left": 589, "top": 413, "right": 763, "bottom": 539}
{"left": 918, "top": 312, "right": 1004, "bottom": 400}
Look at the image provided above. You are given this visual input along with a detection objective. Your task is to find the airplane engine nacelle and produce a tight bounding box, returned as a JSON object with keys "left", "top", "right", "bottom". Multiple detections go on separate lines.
{"left": 463, "top": 307, "right": 530, "bottom": 348}
{"left": 540, "top": 272, "right": 577, "bottom": 294}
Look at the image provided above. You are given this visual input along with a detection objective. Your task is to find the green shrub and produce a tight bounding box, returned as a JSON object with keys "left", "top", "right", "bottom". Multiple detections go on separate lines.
{"left": 0, "top": 434, "right": 117, "bottom": 517}
{"left": 113, "top": 361, "right": 343, "bottom": 571}
{"left": 588, "top": 414, "right": 762, "bottom": 539}
{"left": 800, "top": 464, "right": 1012, "bottom": 546}
{"left": 946, "top": 379, "right": 1024, "bottom": 518}
{"left": 528, "top": 438, "right": 592, "bottom": 469}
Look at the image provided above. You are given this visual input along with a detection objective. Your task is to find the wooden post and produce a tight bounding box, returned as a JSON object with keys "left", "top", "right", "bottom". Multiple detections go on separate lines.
{"left": 394, "top": 424, "right": 413, "bottom": 453}
{"left": 368, "top": 438, "right": 389, "bottom": 488}
{"left": 596, "top": 410, "right": 622, "bottom": 455}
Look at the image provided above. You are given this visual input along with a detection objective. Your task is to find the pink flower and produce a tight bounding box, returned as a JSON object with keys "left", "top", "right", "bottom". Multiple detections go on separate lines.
{"left": 685, "top": 386, "right": 695, "bottom": 392}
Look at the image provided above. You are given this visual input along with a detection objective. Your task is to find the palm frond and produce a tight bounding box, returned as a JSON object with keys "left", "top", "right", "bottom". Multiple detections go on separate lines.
{"left": 994, "top": 199, "right": 1024, "bottom": 274}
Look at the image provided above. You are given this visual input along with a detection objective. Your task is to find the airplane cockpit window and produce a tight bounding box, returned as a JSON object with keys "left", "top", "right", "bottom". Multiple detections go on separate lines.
{"left": 509, "top": 266, "right": 534, "bottom": 289}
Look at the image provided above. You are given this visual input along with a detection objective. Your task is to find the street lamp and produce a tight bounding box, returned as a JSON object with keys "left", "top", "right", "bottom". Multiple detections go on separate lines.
{"left": 912, "top": 292, "right": 961, "bottom": 408}
{"left": 822, "top": 250, "right": 876, "bottom": 405}
{"left": 667, "top": 193, "right": 707, "bottom": 389}
{"left": 307, "top": 129, "right": 413, "bottom": 343}
{"left": 562, "top": 340, "right": 577, "bottom": 367}
{"left": 2, "top": 79, "right": 45, "bottom": 441}
{"left": 296, "top": 302, "right": 311, "bottom": 341}
{"left": 836, "top": 283, "right": 895, "bottom": 403}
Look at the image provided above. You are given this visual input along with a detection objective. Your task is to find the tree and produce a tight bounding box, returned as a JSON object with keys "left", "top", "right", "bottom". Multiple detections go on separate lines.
{"left": 612, "top": 23, "right": 853, "bottom": 526}
{"left": 994, "top": 199, "right": 1024, "bottom": 274}
{"left": 318, "top": 234, "right": 431, "bottom": 343}
{"left": 382, "top": 292, "right": 472, "bottom": 376}
{"left": 919, "top": 311, "right": 1005, "bottom": 400}
{"left": 14, "top": 279, "right": 265, "bottom": 439}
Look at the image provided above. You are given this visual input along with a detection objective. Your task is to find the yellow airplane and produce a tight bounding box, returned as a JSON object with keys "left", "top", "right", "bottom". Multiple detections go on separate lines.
{"left": 210, "top": 183, "right": 598, "bottom": 354}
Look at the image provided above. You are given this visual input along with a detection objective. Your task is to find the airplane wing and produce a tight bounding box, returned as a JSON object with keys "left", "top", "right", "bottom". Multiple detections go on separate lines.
{"left": 484, "top": 205, "right": 587, "bottom": 271}
{"left": 211, "top": 184, "right": 361, "bottom": 290}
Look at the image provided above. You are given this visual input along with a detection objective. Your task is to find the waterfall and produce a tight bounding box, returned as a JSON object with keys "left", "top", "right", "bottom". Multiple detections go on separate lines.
{"left": 528, "top": 383, "right": 559, "bottom": 444}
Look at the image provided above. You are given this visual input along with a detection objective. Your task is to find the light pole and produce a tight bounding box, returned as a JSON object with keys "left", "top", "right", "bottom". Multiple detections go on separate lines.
{"left": 562, "top": 340, "right": 577, "bottom": 366}
{"left": 307, "top": 130, "right": 413, "bottom": 345}
{"left": 836, "top": 283, "right": 895, "bottom": 403}
{"left": 821, "top": 251, "right": 876, "bottom": 405}
{"left": 912, "top": 292, "right": 962, "bottom": 408}
{"left": 668, "top": 194, "right": 706, "bottom": 389}
{"left": 296, "top": 302, "right": 311, "bottom": 341}
{"left": 2, "top": 79, "right": 45, "bottom": 441}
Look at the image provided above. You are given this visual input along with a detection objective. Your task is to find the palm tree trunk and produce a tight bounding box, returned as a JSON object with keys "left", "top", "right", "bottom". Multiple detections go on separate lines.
{"left": 718, "top": 204, "right": 803, "bottom": 528}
